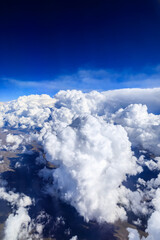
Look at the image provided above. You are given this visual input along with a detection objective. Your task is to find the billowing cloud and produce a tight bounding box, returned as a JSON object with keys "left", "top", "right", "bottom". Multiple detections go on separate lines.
{"left": 43, "top": 115, "right": 140, "bottom": 223}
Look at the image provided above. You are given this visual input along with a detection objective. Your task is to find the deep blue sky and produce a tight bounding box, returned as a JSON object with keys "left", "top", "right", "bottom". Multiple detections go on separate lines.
{"left": 1, "top": 0, "right": 160, "bottom": 100}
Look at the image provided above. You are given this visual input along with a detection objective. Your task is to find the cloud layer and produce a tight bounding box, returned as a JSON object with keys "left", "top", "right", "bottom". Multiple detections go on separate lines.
{"left": 1, "top": 88, "right": 160, "bottom": 239}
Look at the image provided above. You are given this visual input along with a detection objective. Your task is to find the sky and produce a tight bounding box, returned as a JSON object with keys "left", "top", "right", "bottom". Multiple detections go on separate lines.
{"left": 1, "top": 0, "right": 160, "bottom": 101}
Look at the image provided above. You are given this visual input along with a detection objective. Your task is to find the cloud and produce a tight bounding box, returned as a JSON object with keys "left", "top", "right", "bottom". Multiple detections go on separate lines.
{"left": 0, "top": 94, "right": 55, "bottom": 129}
{"left": 127, "top": 228, "right": 141, "bottom": 240}
{"left": 70, "top": 236, "right": 78, "bottom": 240}
{"left": 128, "top": 188, "right": 160, "bottom": 240}
{"left": 145, "top": 188, "right": 160, "bottom": 240}
{"left": 4, "top": 207, "right": 31, "bottom": 240}
{"left": 6, "top": 133, "right": 24, "bottom": 150}
{"left": 0, "top": 186, "right": 34, "bottom": 240}
{"left": 113, "top": 103, "right": 160, "bottom": 154}
{"left": 0, "top": 187, "right": 30, "bottom": 206}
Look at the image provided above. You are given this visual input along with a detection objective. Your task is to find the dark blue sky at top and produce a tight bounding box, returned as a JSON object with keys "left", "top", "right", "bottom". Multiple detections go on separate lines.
{"left": 1, "top": 0, "right": 160, "bottom": 100}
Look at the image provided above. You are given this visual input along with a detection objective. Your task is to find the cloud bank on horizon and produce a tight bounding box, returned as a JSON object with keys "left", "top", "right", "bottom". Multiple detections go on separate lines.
{"left": 0, "top": 88, "right": 160, "bottom": 239}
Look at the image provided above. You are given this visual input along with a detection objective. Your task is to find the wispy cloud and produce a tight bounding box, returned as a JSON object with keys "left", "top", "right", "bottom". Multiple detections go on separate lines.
{"left": 2, "top": 78, "right": 77, "bottom": 90}
{"left": 1, "top": 66, "right": 160, "bottom": 95}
